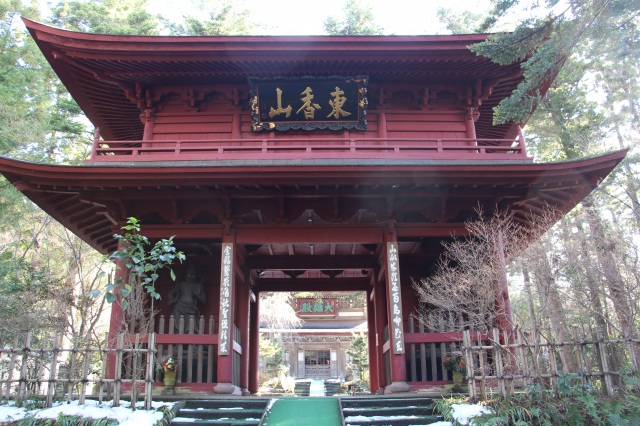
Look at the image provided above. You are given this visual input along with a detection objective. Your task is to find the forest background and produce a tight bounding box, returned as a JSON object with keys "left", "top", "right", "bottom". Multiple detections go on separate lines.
{"left": 0, "top": 0, "right": 638, "bottom": 379}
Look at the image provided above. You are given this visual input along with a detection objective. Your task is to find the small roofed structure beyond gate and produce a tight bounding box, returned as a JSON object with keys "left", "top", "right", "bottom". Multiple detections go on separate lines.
{"left": 0, "top": 19, "right": 626, "bottom": 395}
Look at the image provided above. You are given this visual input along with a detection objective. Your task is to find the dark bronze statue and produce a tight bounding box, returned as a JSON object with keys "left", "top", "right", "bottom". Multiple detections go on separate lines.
{"left": 168, "top": 263, "right": 206, "bottom": 333}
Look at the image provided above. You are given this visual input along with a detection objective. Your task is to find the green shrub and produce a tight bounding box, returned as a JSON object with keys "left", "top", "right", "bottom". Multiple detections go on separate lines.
{"left": 433, "top": 374, "right": 640, "bottom": 425}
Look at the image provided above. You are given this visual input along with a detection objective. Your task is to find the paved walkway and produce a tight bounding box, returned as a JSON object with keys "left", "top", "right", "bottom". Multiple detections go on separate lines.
{"left": 308, "top": 379, "right": 325, "bottom": 397}
{"left": 262, "top": 397, "right": 342, "bottom": 426}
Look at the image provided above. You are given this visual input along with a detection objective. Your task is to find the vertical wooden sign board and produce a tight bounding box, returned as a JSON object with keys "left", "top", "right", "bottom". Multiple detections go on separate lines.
{"left": 386, "top": 242, "right": 404, "bottom": 354}
{"left": 218, "top": 243, "right": 233, "bottom": 355}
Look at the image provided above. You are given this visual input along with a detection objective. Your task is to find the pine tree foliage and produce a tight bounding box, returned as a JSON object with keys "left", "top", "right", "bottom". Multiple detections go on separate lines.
{"left": 469, "top": 0, "right": 640, "bottom": 125}
{"left": 346, "top": 333, "right": 369, "bottom": 382}
{"left": 49, "top": 0, "right": 164, "bottom": 35}
{"left": 167, "top": 0, "right": 256, "bottom": 36}
{"left": 323, "top": 0, "right": 383, "bottom": 35}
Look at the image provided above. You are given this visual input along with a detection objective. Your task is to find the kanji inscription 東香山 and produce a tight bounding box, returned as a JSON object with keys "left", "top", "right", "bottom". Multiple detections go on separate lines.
{"left": 249, "top": 76, "right": 367, "bottom": 132}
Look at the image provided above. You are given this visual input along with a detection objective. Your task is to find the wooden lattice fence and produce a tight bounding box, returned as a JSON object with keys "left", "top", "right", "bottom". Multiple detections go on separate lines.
{"left": 0, "top": 331, "right": 155, "bottom": 409}
{"left": 460, "top": 327, "right": 640, "bottom": 401}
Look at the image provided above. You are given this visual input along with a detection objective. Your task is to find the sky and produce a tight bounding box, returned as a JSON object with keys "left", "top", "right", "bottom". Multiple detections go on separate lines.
{"left": 151, "top": 0, "right": 495, "bottom": 36}
{"left": 244, "top": 0, "right": 492, "bottom": 35}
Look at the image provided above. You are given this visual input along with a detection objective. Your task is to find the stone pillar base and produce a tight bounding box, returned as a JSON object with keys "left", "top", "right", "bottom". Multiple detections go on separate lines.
{"left": 383, "top": 381, "right": 411, "bottom": 394}
{"left": 214, "top": 382, "right": 242, "bottom": 395}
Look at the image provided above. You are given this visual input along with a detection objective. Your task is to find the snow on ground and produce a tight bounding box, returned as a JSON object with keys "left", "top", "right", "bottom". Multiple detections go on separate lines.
{"left": 451, "top": 403, "right": 492, "bottom": 425}
{"left": 0, "top": 399, "right": 490, "bottom": 426}
{"left": 344, "top": 402, "right": 490, "bottom": 426}
{"left": 0, "top": 399, "right": 176, "bottom": 425}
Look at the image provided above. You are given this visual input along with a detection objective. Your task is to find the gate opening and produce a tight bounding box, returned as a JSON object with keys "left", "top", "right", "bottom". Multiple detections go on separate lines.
{"left": 257, "top": 291, "right": 369, "bottom": 395}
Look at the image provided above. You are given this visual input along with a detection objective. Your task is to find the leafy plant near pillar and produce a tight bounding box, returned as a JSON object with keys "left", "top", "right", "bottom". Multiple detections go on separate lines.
{"left": 93, "top": 217, "right": 184, "bottom": 406}
{"left": 100, "top": 217, "right": 185, "bottom": 332}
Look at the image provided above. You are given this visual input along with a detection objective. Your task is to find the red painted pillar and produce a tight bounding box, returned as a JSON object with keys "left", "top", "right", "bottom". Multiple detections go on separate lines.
{"left": 141, "top": 109, "right": 154, "bottom": 144}
{"left": 465, "top": 107, "right": 478, "bottom": 142}
{"left": 214, "top": 233, "right": 240, "bottom": 395}
{"left": 373, "top": 277, "right": 388, "bottom": 390}
{"left": 248, "top": 292, "right": 260, "bottom": 394}
{"left": 494, "top": 229, "right": 514, "bottom": 343}
{"left": 366, "top": 288, "right": 379, "bottom": 393}
{"left": 237, "top": 277, "right": 250, "bottom": 395}
{"left": 107, "top": 243, "right": 126, "bottom": 379}
{"left": 382, "top": 226, "right": 410, "bottom": 394}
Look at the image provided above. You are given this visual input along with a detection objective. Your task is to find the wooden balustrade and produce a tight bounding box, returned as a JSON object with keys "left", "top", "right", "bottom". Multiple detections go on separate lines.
{"left": 154, "top": 315, "right": 217, "bottom": 384}
{"left": 89, "top": 137, "right": 530, "bottom": 162}
{"left": 404, "top": 314, "right": 489, "bottom": 383}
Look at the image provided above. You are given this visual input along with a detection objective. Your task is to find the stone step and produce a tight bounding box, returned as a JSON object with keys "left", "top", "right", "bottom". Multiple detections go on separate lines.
{"left": 171, "top": 399, "right": 269, "bottom": 426}
{"left": 324, "top": 380, "right": 342, "bottom": 396}
{"left": 342, "top": 405, "right": 435, "bottom": 417}
{"left": 341, "top": 397, "right": 442, "bottom": 426}
{"left": 294, "top": 381, "right": 311, "bottom": 396}
{"left": 172, "top": 419, "right": 260, "bottom": 426}
{"left": 183, "top": 399, "right": 269, "bottom": 410}
{"left": 343, "top": 414, "right": 443, "bottom": 426}
{"left": 341, "top": 396, "right": 435, "bottom": 408}
{"left": 177, "top": 408, "right": 264, "bottom": 420}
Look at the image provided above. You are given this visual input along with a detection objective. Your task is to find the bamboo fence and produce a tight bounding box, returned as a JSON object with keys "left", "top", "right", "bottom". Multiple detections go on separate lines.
{"left": 460, "top": 327, "right": 640, "bottom": 401}
{"left": 0, "top": 331, "right": 156, "bottom": 409}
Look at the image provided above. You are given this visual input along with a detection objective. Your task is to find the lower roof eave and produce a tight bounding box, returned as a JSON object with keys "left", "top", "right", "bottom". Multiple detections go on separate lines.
{"left": 0, "top": 149, "right": 627, "bottom": 255}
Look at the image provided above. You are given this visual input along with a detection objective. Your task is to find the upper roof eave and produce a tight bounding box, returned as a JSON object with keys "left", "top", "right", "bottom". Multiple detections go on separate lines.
{"left": 23, "top": 18, "right": 493, "bottom": 55}
{"left": 23, "top": 19, "right": 527, "bottom": 142}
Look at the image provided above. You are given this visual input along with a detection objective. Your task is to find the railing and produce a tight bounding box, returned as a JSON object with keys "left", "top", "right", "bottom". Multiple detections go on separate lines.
{"left": 154, "top": 315, "right": 217, "bottom": 384}
{"left": 153, "top": 315, "right": 241, "bottom": 387}
{"left": 89, "top": 136, "right": 530, "bottom": 162}
{"left": 404, "top": 314, "right": 489, "bottom": 383}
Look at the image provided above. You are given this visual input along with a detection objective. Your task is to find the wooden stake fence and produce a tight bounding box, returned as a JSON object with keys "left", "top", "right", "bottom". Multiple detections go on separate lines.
{"left": 461, "top": 327, "right": 640, "bottom": 401}
{"left": 0, "top": 331, "right": 156, "bottom": 409}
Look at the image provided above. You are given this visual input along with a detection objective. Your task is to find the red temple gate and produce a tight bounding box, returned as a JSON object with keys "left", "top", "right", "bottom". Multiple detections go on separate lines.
{"left": 0, "top": 19, "right": 626, "bottom": 395}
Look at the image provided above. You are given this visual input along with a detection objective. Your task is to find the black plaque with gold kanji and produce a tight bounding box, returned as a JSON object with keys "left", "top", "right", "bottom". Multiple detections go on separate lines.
{"left": 250, "top": 76, "right": 367, "bottom": 132}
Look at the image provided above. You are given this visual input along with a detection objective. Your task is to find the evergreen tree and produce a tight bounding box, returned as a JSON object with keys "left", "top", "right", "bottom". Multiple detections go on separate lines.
{"left": 167, "top": 0, "right": 256, "bottom": 36}
{"left": 49, "top": 0, "right": 164, "bottom": 35}
{"left": 346, "top": 333, "right": 369, "bottom": 383}
{"left": 470, "top": 0, "right": 640, "bottom": 125}
{"left": 323, "top": 0, "right": 383, "bottom": 35}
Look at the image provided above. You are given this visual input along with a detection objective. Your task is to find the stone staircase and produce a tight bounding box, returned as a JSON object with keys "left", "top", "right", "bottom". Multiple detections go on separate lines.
{"left": 294, "top": 380, "right": 311, "bottom": 396}
{"left": 341, "top": 396, "right": 443, "bottom": 426}
{"left": 171, "top": 399, "right": 270, "bottom": 426}
{"left": 324, "top": 379, "right": 342, "bottom": 396}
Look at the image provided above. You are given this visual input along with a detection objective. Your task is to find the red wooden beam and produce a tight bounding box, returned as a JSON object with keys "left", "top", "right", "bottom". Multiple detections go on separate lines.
{"left": 154, "top": 334, "right": 218, "bottom": 345}
{"left": 404, "top": 331, "right": 488, "bottom": 344}
{"left": 256, "top": 277, "right": 370, "bottom": 292}
{"left": 247, "top": 254, "right": 376, "bottom": 270}
{"left": 236, "top": 225, "right": 384, "bottom": 244}
{"left": 396, "top": 223, "right": 468, "bottom": 237}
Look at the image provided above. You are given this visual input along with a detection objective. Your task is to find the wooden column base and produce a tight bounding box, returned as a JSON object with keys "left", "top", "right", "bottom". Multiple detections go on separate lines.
{"left": 383, "top": 381, "right": 411, "bottom": 394}
{"left": 214, "top": 382, "right": 242, "bottom": 395}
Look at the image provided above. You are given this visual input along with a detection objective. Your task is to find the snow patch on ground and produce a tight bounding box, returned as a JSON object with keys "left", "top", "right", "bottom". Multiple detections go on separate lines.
{"left": 0, "top": 399, "right": 491, "bottom": 426}
{"left": 0, "top": 399, "right": 175, "bottom": 426}
{"left": 451, "top": 403, "right": 492, "bottom": 425}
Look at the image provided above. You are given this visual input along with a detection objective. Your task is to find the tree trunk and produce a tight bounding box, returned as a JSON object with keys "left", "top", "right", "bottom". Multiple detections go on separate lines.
{"left": 583, "top": 200, "right": 636, "bottom": 336}
{"left": 529, "top": 243, "right": 578, "bottom": 372}
{"left": 582, "top": 200, "right": 640, "bottom": 366}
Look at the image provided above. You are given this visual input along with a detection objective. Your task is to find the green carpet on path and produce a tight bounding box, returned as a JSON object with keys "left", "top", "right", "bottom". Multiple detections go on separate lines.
{"left": 262, "top": 397, "right": 342, "bottom": 426}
